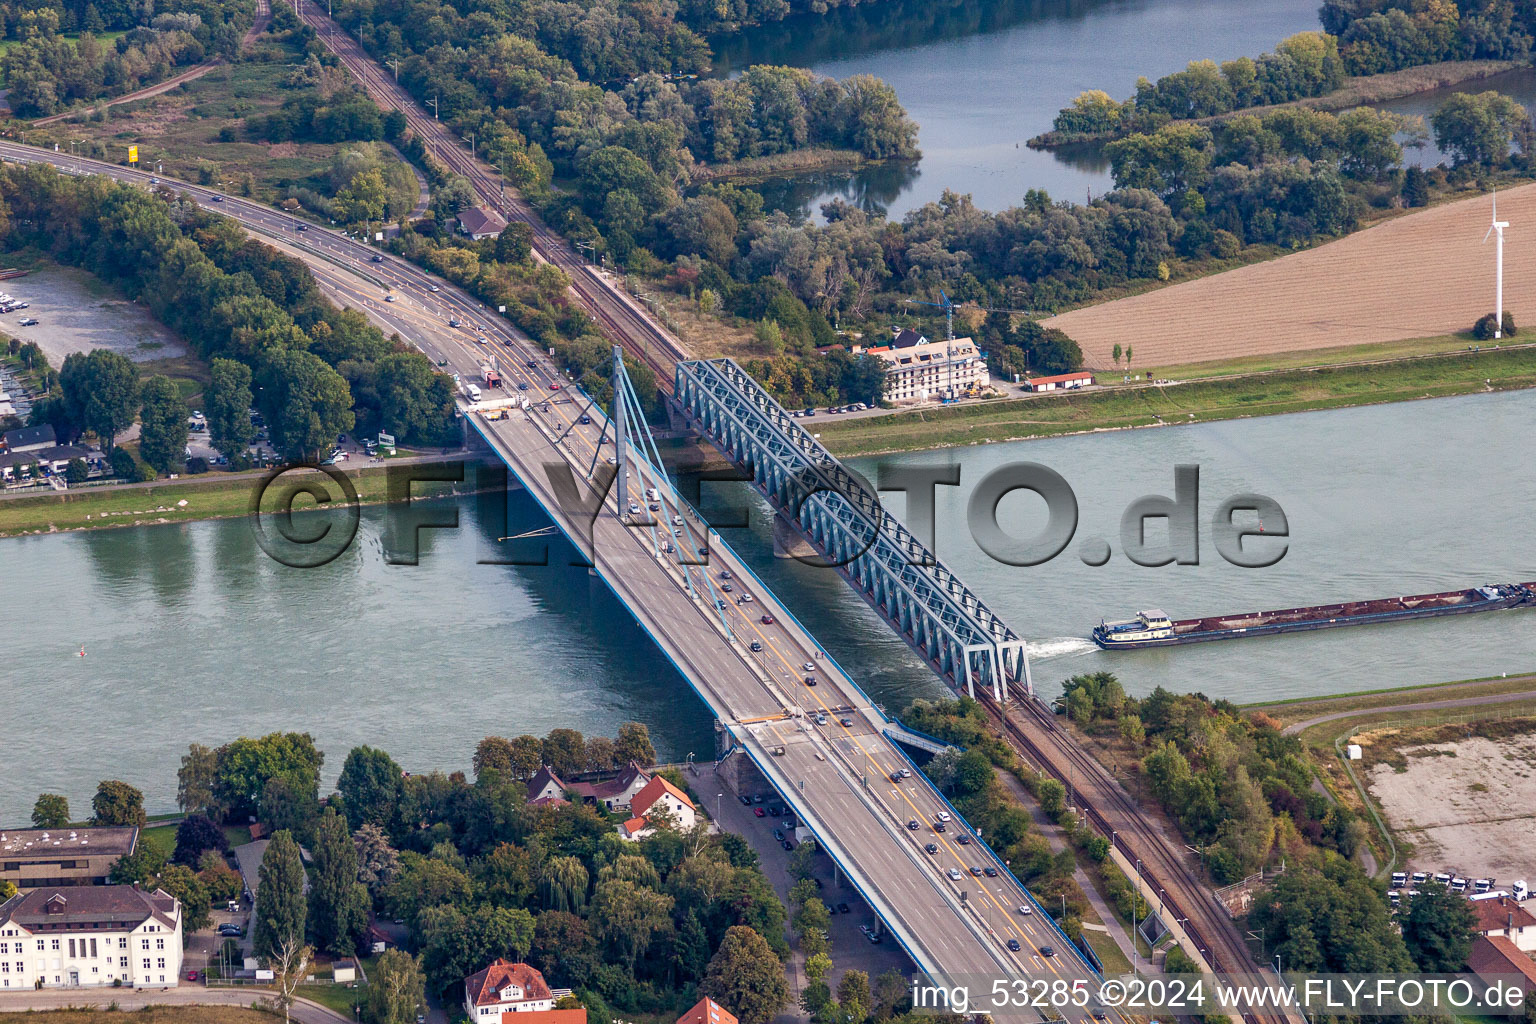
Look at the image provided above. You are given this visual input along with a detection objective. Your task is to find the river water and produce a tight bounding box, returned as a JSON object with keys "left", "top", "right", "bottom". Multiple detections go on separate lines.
{"left": 711, "top": 0, "right": 1322, "bottom": 220}
{"left": 4, "top": 390, "right": 1533, "bottom": 821}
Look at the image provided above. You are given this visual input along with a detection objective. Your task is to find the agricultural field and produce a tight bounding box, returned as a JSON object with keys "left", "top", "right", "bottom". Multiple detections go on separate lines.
{"left": 1045, "top": 181, "right": 1536, "bottom": 370}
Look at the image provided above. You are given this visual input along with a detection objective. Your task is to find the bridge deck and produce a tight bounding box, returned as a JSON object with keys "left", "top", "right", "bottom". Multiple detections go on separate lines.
{"left": 466, "top": 379, "right": 1099, "bottom": 1008}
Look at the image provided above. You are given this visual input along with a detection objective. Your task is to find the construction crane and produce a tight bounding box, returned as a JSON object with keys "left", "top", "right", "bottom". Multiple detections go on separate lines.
{"left": 903, "top": 291, "right": 1036, "bottom": 399}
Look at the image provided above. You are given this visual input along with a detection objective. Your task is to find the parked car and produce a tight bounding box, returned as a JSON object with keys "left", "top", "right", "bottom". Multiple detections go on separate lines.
{"left": 753, "top": 807, "right": 765, "bottom": 817}
{"left": 835, "top": 902, "right": 849, "bottom": 914}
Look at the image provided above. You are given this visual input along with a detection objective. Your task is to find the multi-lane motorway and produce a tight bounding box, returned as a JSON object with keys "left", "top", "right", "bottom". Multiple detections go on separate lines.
{"left": 0, "top": 141, "right": 1119, "bottom": 1019}
{"left": 292, "top": 0, "right": 686, "bottom": 384}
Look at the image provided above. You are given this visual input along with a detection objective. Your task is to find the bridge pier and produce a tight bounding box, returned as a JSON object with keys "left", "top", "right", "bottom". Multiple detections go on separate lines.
{"left": 772, "top": 512, "right": 819, "bottom": 560}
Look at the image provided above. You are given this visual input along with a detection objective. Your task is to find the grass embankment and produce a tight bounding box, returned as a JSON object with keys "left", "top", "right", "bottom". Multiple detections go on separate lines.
{"left": 0, "top": 459, "right": 476, "bottom": 539}
{"left": 818, "top": 343, "right": 1536, "bottom": 456}
{"left": 1249, "top": 672, "right": 1536, "bottom": 728}
{"left": 138, "top": 822, "right": 253, "bottom": 858}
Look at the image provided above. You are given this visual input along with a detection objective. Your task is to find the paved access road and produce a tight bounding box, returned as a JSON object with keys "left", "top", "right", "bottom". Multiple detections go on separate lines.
{"left": 0, "top": 986, "right": 348, "bottom": 1023}
{"left": 1278, "top": 679, "right": 1536, "bottom": 735}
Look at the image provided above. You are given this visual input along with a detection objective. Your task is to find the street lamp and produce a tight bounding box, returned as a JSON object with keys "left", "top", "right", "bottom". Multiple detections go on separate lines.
{"left": 429, "top": 96, "right": 439, "bottom": 120}
{"left": 387, "top": 59, "right": 402, "bottom": 82}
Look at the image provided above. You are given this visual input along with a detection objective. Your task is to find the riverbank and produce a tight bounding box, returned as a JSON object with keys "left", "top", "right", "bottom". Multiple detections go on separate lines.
{"left": 1028, "top": 58, "right": 1523, "bottom": 148}
{"left": 816, "top": 343, "right": 1536, "bottom": 456}
{"left": 0, "top": 454, "right": 486, "bottom": 539}
{"left": 1249, "top": 671, "right": 1536, "bottom": 727}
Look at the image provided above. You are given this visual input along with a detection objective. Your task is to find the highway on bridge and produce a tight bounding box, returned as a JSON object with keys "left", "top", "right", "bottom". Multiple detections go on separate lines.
{"left": 0, "top": 141, "right": 1113, "bottom": 1019}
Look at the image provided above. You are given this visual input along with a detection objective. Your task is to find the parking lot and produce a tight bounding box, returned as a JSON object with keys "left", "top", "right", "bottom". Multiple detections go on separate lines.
{"left": 704, "top": 764, "right": 911, "bottom": 997}
{"left": 0, "top": 265, "right": 189, "bottom": 370}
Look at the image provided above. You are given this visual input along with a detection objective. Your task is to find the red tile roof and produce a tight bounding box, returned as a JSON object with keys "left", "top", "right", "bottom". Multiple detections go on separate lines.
{"left": 464, "top": 959, "right": 552, "bottom": 1007}
{"left": 1467, "top": 935, "right": 1536, "bottom": 991}
{"left": 677, "top": 996, "right": 739, "bottom": 1024}
{"left": 505, "top": 1010, "right": 586, "bottom": 1024}
{"left": 1472, "top": 897, "right": 1536, "bottom": 934}
{"left": 631, "top": 775, "right": 693, "bottom": 819}
{"left": 1026, "top": 372, "right": 1094, "bottom": 385}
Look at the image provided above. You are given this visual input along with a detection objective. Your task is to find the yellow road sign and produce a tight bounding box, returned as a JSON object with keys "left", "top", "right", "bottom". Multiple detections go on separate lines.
{"left": 128, "top": 145, "right": 138, "bottom": 164}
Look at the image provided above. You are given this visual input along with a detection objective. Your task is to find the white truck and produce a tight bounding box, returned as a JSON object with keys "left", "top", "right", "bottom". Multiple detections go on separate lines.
{"left": 464, "top": 382, "right": 482, "bottom": 402}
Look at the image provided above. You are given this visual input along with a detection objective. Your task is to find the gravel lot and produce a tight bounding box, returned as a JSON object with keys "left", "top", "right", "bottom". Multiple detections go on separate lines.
{"left": 3, "top": 265, "right": 188, "bottom": 368}
{"left": 1368, "top": 731, "right": 1536, "bottom": 883}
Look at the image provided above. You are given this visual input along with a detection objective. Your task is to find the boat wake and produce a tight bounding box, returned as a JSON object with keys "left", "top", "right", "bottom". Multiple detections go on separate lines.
{"left": 1026, "top": 636, "right": 1098, "bottom": 660}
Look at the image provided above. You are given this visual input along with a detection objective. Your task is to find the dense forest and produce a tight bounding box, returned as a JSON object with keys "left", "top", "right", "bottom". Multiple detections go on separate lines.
{"left": 4, "top": 164, "right": 457, "bottom": 466}
{"left": 0, "top": 0, "right": 255, "bottom": 116}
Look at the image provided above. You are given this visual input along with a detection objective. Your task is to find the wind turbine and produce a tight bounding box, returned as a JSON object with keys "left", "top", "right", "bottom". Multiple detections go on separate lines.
{"left": 1484, "top": 189, "right": 1509, "bottom": 339}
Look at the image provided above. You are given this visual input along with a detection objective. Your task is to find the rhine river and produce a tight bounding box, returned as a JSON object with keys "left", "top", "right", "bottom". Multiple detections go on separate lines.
{"left": 710, "top": 0, "right": 1323, "bottom": 220}
{"left": 4, "top": 391, "right": 1534, "bottom": 821}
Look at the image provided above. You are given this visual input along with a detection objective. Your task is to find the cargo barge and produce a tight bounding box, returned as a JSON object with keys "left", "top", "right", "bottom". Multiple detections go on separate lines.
{"left": 1093, "top": 582, "right": 1535, "bottom": 649}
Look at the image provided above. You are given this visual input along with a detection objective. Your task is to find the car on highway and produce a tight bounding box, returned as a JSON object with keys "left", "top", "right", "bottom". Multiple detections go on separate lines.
{"left": 969, "top": 866, "right": 982, "bottom": 877}
{"left": 384, "top": 294, "right": 396, "bottom": 302}
{"left": 448, "top": 318, "right": 461, "bottom": 327}
{"left": 934, "top": 822, "right": 946, "bottom": 833}
{"left": 210, "top": 195, "right": 223, "bottom": 202}
{"left": 1007, "top": 939, "right": 1022, "bottom": 952}
{"left": 518, "top": 382, "right": 529, "bottom": 390}
{"left": 1041, "top": 946, "right": 1055, "bottom": 957}
{"left": 956, "top": 834, "right": 972, "bottom": 845}
{"left": 815, "top": 713, "right": 827, "bottom": 725}
{"left": 890, "top": 771, "right": 902, "bottom": 782}
{"left": 802, "top": 661, "right": 815, "bottom": 671}
{"left": 721, "top": 583, "right": 733, "bottom": 592}
{"left": 370, "top": 254, "right": 384, "bottom": 262}
{"left": 1091, "top": 1010, "right": 1106, "bottom": 1020}
{"left": 924, "top": 843, "right": 938, "bottom": 854}
{"left": 749, "top": 640, "right": 763, "bottom": 652}
{"left": 804, "top": 675, "right": 817, "bottom": 687}
{"left": 550, "top": 382, "right": 561, "bottom": 390}
{"left": 761, "top": 615, "right": 775, "bottom": 625}
{"left": 936, "top": 811, "right": 952, "bottom": 822}
{"left": 947, "top": 868, "right": 962, "bottom": 881}
{"left": 295, "top": 224, "right": 307, "bottom": 231}
{"left": 984, "top": 867, "right": 999, "bottom": 877}
{"left": 907, "top": 819, "right": 920, "bottom": 830}
{"left": 428, "top": 285, "right": 441, "bottom": 292}
{"left": 838, "top": 716, "right": 852, "bottom": 726}
{"left": 1017, "top": 904, "right": 1033, "bottom": 915}
{"left": 580, "top": 414, "right": 592, "bottom": 425}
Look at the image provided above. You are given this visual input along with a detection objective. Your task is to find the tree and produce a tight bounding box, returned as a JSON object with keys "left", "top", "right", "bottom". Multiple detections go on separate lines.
{"left": 1401, "top": 882, "right": 1477, "bottom": 972}
{"left": 309, "top": 807, "right": 370, "bottom": 956}
{"left": 270, "top": 933, "right": 315, "bottom": 1024}
{"left": 615, "top": 722, "right": 656, "bottom": 766}
{"left": 254, "top": 349, "right": 355, "bottom": 460}
{"left": 701, "top": 926, "right": 791, "bottom": 1024}
{"left": 539, "top": 855, "right": 590, "bottom": 913}
{"left": 338, "top": 746, "right": 402, "bottom": 831}
{"left": 262, "top": 774, "right": 320, "bottom": 843}
{"left": 31, "top": 793, "right": 69, "bottom": 829}
{"left": 92, "top": 779, "right": 146, "bottom": 826}
{"left": 838, "top": 970, "right": 872, "bottom": 1023}
{"left": 178, "top": 743, "right": 220, "bottom": 818}
{"left": 590, "top": 877, "right": 673, "bottom": 969}
{"left": 1431, "top": 91, "right": 1529, "bottom": 166}
{"left": 541, "top": 728, "right": 586, "bottom": 776}
{"left": 60, "top": 348, "right": 138, "bottom": 449}
{"left": 158, "top": 863, "right": 212, "bottom": 932}
{"left": 354, "top": 823, "right": 401, "bottom": 894}
{"left": 65, "top": 457, "right": 88, "bottom": 483}
{"left": 473, "top": 736, "right": 516, "bottom": 779}
{"left": 109, "top": 843, "right": 167, "bottom": 886}
{"left": 213, "top": 732, "right": 324, "bottom": 823}
{"left": 138, "top": 375, "right": 189, "bottom": 474}
{"left": 199, "top": 851, "right": 243, "bottom": 903}
{"left": 1402, "top": 165, "right": 1431, "bottom": 207}
{"left": 206, "top": 357, "right": 256, "bottom": 460}
{"left": 335, "top": 168, "right": 388, "bottom": 223}
{"left": 509, "top": 735, "right": 544, "bottom": 779}
{"left": 173, "top": 814, "right": 230, "bottom": 866}
{"left": 494, "top": 222, "right": 534, "bottom": 265}
{"left": 366, "top": 949, "right": 425, "bottom": 1024}
{"left": 254, "top": 830, "right": 308, "bottom": 960}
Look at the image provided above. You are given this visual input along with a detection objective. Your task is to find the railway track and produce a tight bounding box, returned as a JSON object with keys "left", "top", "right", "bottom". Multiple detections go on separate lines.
{"left": 295, "top": 0, "right": 684, "bottom": 389}
{"left": 979, "top": 692, "right": 1298, "bottom": 1024}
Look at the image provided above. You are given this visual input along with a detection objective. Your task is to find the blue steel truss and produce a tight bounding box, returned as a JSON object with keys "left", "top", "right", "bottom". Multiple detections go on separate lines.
{"left": 675, "top": 358, "right": 1032, "bottom": 700}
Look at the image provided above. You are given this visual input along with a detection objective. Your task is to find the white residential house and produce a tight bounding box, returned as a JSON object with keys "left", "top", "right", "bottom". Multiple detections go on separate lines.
{"left": 619, "top": 775, "right": 697, "bottom": 840}
{"left": 0, "top": 885, "right": 183, "bottom": 989}
{"left": 463, "top": 959, "right": 587, "bottom": 1024}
